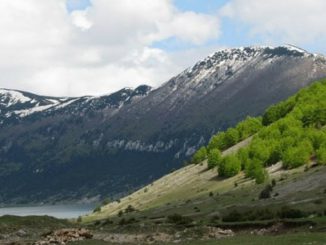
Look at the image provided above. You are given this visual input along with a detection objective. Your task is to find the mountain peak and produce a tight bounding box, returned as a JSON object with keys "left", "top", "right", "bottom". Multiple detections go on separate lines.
{"left": 182, "top": 45, "right": 319, "bottom": 82}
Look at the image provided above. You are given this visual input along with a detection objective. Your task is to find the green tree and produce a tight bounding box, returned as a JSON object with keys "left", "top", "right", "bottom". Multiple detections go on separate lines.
{"left": 236, "top": 116, "right": 263, "bottom": 140}
{"left": 266, "top": 142, "right": 282, "bottom": 166}
{"left": 306, "top": 128, "right": 326, "bottom": 150}
{"left": 191, "top": 146, "right": 207, "bottom": 164}
{"left": 262, "top": 98, "right": 295, "bottom": 126}
{"left": 224, "top": 128, "right": 240, "bottom": 148}
{"left": 219, "top": 155, "right": 241, "bottom": 177}
{"left": 282, "top": 144, "right": 311, "bottom": 169}
{"left": 244, "top": 158, "right": 266, "bottom": 184}
{"left": 237, "top": 147, "right": 250, "bottom": 170}
{"left": 248, "top": 139, "right": 271, "bottom": 163}
{"left": 208, "top": 132, "right": 227, "bottom": 151}
{"left": 207, "top": 149, "right": 222, "bottom": 169}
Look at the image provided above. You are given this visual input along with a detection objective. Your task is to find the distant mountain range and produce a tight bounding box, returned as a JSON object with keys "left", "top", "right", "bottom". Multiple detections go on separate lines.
{"left": 1, "top": 45, "right": 326, "bottom": 204}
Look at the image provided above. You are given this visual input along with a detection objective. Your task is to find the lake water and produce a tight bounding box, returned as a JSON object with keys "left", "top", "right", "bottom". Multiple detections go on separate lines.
{"left": 0, "top": 204, "right": 95, "bottom": 219}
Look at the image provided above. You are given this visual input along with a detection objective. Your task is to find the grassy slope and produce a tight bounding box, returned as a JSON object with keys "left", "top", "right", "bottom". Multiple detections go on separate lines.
{"left": 83, "top": 132, "right": 326, "bottom": 224}
{"left": 82, "top": 80, "right": 326, "bottom": 245}
{"left": 83, "top": 137, "right": 253, "bottom": 222}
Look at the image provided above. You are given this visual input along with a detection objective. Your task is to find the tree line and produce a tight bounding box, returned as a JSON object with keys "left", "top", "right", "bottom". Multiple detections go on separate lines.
{"left": 191, "top": 79, "right": 326, "bottom": 183}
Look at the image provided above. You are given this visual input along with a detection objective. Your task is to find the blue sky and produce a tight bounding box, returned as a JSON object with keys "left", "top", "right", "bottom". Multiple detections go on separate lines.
{"left": 66, "top": 0, "right": 91, "bottom": 12}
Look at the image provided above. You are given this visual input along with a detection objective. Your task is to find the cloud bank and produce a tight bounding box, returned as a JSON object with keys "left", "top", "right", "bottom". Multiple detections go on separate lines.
{"left": 221, "top": 0, "right": 326, "bottom": 47}
{"left": 0, "top": 0, "right": 220, "bottom": 96}
{"left": 1, "top": 0, "right": 326, "bottom": 96}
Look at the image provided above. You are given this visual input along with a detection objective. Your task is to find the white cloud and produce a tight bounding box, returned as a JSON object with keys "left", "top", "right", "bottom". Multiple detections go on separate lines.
{"left": 71, "top": 10, "right": 92, "bottom": 31}
{"left": 0, "top": 0, "right": 220, "bottom": 96}
{"left": 221, "top": 0, "right": 326, "bottom": 46}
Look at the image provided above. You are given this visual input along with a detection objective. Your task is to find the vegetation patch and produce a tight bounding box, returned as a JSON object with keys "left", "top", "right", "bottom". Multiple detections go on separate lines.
{"left": 192, "top": 79, "right": 326, "bottom": 183}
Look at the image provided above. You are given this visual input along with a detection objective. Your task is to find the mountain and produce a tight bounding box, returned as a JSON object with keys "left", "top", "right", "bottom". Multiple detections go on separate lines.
{"left": 84, "top": 79, "right": 326, "bottom": 234}
{"left": 0, "top": 45, "right": 326, "bottom": 204}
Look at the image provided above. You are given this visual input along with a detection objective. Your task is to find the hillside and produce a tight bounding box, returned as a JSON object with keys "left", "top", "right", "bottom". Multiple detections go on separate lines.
{"left": 84, "top": 79, "right": 326, "bottom": 239}
{"left": 1, "top": 45, "right": 326, "bottom": 204}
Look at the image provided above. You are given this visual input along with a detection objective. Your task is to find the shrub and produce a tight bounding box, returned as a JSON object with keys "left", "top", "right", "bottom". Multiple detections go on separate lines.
{"left": 192, "top": 146, "right": 207, "bottom": 164}
{"left": 222, "top": 208, "right": 276, "bottom": 222}
{"left": 207, "top": 149, "right": 222, "bottom": 169}
{"left": 167, "top": 214, "right": 193, "bottom": 225}
{"left": 259, "top": 184, "right": 273, "bottom": 199}
{"left": 219, "top": 155, "right": 241, "bottom": 177}
{"left": 125, "top": 205, "right": 136, "bottom": 213}
{"left": 119, "top": 217, "right": 137, "bottom": 225}
{"left": 222, "top": 210, "right": 242, "bottom": 222}
{"left": 278, "top": 206, "right": 306, "bottom": 219}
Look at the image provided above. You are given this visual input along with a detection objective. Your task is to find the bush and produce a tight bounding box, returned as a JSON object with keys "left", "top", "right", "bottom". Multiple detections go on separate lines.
{"left": 222, "top": 210, "right": 242, "bottom": 222}
{"left": 125, "top": 205, "right": 136, "bottom": 213}
{"left": 207, "top": 149, "right": 222, "bottom": 169}
{"left": 278, "top": 206, "right": 306, "bottom": 219}
{"left": 259, "top": 184, "right": 273, "bottom": 199}
{"left": 118, "top": 217, "right": 137, "bottom": 225}
{"left": 222, "top": 208, "right": 276, "bottom": 222}
{"left": 192, "top": 146, "right": 207, "bottom": 164}
{"left": 93, "top": 206, "right": 101, "bottom": 213}
{"left": 219, "top": 155, "right": 241, "bottom": 177}
{"left": 167, "top": 214, "right": 193, "bottom": 225}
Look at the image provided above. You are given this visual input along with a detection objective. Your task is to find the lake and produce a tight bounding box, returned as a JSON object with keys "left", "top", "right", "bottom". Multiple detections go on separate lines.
{"left": 0, "top": 204, "right": 96, "bottom": 219}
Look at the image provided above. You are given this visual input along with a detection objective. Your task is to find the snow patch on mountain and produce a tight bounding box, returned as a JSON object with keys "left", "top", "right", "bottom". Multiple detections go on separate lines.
{"left": 14, "top": 104, "right": 57, "bottom": 117}
{"left": 0, "top": 89, "right": 31, "bottom": 106}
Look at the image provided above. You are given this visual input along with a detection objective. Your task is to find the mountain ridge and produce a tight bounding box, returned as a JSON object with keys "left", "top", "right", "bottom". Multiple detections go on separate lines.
{"left": 1, "top": 45, "right": 326, "bottom": 204}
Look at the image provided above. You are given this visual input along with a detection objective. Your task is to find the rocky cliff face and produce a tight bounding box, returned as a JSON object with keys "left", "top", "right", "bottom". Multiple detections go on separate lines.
{"left": 1, "top": 45, "right": 326, "bottom": 204}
